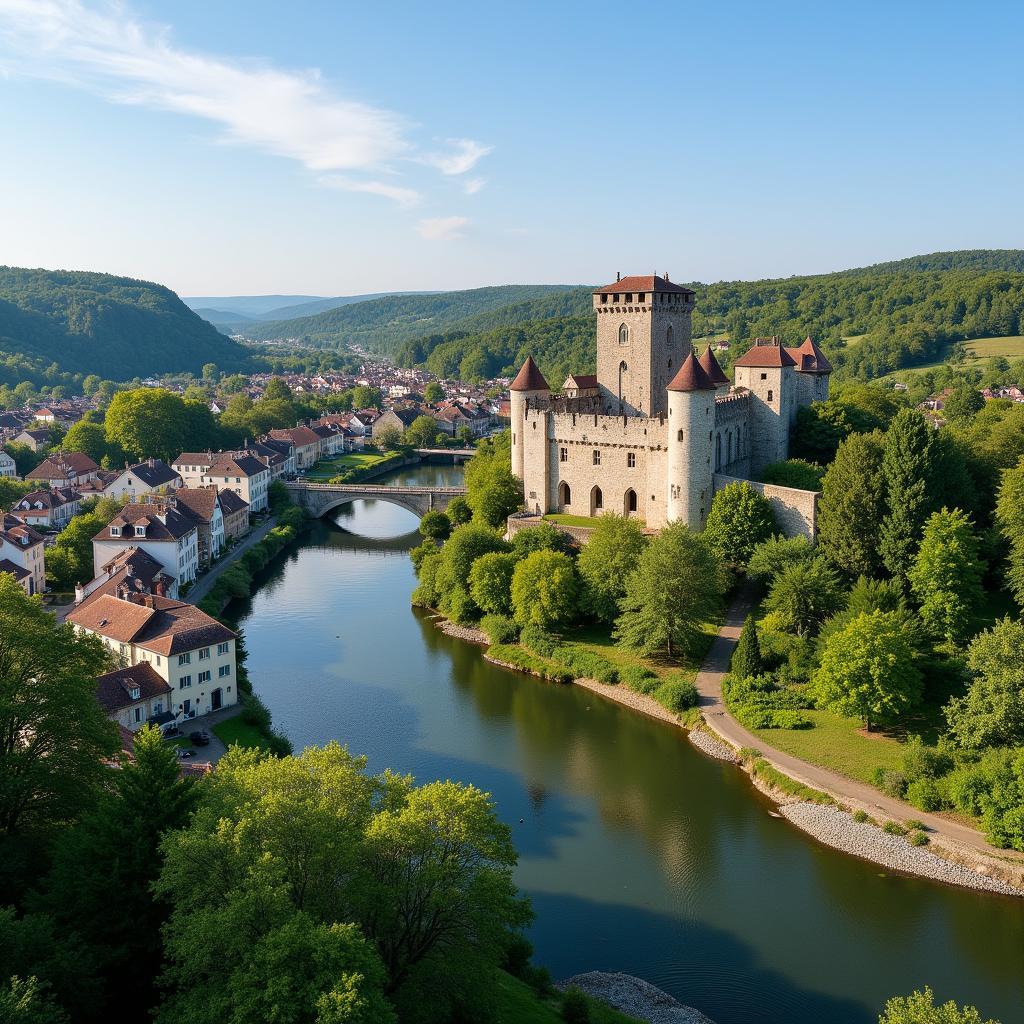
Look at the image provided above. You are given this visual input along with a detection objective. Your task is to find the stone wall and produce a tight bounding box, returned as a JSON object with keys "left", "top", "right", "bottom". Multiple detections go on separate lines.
{"left": 712, "top": 473, "right": 819, "bottom": 541}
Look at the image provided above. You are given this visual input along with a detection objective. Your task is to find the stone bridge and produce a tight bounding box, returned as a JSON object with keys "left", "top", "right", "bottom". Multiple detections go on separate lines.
{"left": 285, "top": 481, "right": 468, "bottom": 519}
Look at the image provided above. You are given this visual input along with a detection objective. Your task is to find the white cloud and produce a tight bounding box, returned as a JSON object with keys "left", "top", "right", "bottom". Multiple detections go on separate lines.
{"left": 417, "top": 216, "right": 469, "bottom": 241}
{"left": 0, "top": 0, "right": 490, "bottom": 205}
{"left": 463, "top": 177, "right": 485, "bottom": 195}
{"left": 420, "top": 138, "right": 493, "bottom": 176}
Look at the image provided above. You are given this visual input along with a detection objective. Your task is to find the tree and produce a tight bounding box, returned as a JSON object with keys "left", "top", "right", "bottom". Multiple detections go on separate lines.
{"left": 201, "top": 362, "right": 219, "bottom": 382}
{"left": 36, "top": 726, "right": 198, "bottom": 1019}
{"left": 103, "top": 388, "right": 192, "bottom": 462}
{"left": 945, "top": 617, "right": 1024, "bottom": 749}
{"left": 0, "top": 975, "right": 68, "bottom": 1024}
{"left": 746, "top": 534, "right": 815, "bottom": 585}
{"left": 510, "top": 550, "right": 580, "bottom": 629}
{"left": 423, "top": 382, "right": 444, "bottom": 404}
{"left": 995, "top": 458, "right": 1024, "bottom": 607}
{"left": 576, "top": 515, "right": 648, "bottom": 624}
{"left": 3, "top": 442, "right": 42, "bottom": 478}
{"left": 351, "top": 385, "right": 382, "bottom": 410}
{"left": 702, "top": 481, "right": 776, "bottom": 570}
{"left": 403, "top": 415, "right": 443, "bottom": 449}
{"left": 789, "top": 402, "right": 852, "bottom": 464}
{"left": 469, "top": 551, "right": 518, "bottom": 616}
{"left": 45, "top": 497, "right": 121, "bottom": 589}
{"left": 731, "top": 615, "right": 764, "bottom": 678}
{"left": 466, "top": 459, "right": 522, "bottom": 528}
{"left": 880, "top": 409, "right": 942, "bottom": 583}
{"left": 0, "top": 574, "right": 118, "bottom": 837}
{"left": 614, "top": 523, "right": 723, "bottom": 659}
{"left": 942, "top": 385, "right": 985, "bottom": 422}
{"left": 908, "top": 508, "right": 985, "bottom": 643}
{"left": 764, "top": 557, "right": 844, "bottom": 637}
{"left": 373, "top": 426, "right": 403, "bottom": 452}
{"left": 509, "top": 522, "right": 575, "bottom": 559}
{"left": 417, "top": 510, "right": 451, "bottom": 541}
{"left": 446, "top": 496, "right": 472, "bottom": 526}
{"left": 813, "top": 610, "right": 923, "bottom": 730}
{"left": 817, "top": 431, "right": 886, "bottom": 578}
{"left": 61, "top": 420, "right": 112, "bottom": 465}
{"left": 0, "top": 478, "right": 34, "bottom": 512}
{"left": 759, "top": 459, "right": 824, "bottom": 491}
{"left": 878, "top": 987, "right": 999, "bottom": 1024}
{"left": 262, "top": 376, "right": 293, "bottom": 403}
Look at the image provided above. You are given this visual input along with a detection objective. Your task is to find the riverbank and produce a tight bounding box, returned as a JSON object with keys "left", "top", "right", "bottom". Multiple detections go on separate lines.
{"left": 560, "top": 973, "right": 715, "bottom": 1024}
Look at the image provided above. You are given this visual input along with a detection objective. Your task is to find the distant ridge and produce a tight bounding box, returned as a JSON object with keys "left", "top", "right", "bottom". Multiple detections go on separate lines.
{"left": 182, "top": 294, "right": 325, "bottom": 317}
{"left": 184, "top": 290, "right": 444, "bottom": 324}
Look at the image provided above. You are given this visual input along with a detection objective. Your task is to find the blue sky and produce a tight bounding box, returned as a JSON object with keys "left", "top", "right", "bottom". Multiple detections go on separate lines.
{"left": 0, "top": 0, "right": 1021, "bottom": 296}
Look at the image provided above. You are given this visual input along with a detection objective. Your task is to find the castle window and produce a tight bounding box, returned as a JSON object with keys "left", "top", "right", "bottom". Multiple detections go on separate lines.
{"left": 625, "top": 293, "right": 632, "bottom": 303}
{"left": 625, "top": 489, "right": 638, "bottom": 514}
{"left": 637, "top": 293, "right": 645, "bottom": 302}
{"left": 727, "top": 432, "right": 733, "bottom": 463}
{"left": 667, "top": 325, "right": 674, "bottom": 348}
{"left": 618, "top": 323, "right": 629, "bottom": 346}
{"left": 559, "top": 481, "right": 571, "bottom": 507}
{"left": 592, "top": 449, "right": 601, "bottom": 466}
{"left": 715, "top": 434, "right": 722, "bottom": 470}
{"left": 600, "top": 293, "right": 608, "bottom": 304}
{"left": 590, "top": 486, "right": 603, "bottom": 515}
{"left": 627, "top": 452, "right": 636, "bottom": 468}
{"left": 559, "top": 447, "right": 568, "bottom": 463}
{"left": 760, "top": 373, "right": 767, "bottom": 381}
{"left": 677, "top": 429, "right": 684, "bottom": 441}
{"left": 767, "top": 390, "right": 774, "bottom": 403}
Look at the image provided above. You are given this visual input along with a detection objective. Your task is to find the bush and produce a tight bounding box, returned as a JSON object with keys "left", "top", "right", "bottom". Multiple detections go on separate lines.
{"left": 418, "top": 509, "right": 451, "bottom": 541}
{"left": 561, "top": 987, "right": 590, "bottom": 1024}
{"left": 906, "top": 777, "right": 946, "bottom": 812}
{"left": 446, "top": 586, "right": 479, "bottom": 625}
{"left": 487, "top": 643, "right": 572, "bottom": 684}
{"left": 910, "top": 830, "right": 930, "bottom": 846}
{"left": 655, "top": 678, "right": 698, "bottom": 714}
{"left": 480, "top": 614, "right": 519, "bottom": 644}
{"left": 550, "top": 644, "right": 619, "bottom": 684}
{"left": 873, "top": 768, "right": 909, "bottom": 799}
{"left": 519, "top": 624, "right": 558, "bottom": 658}
{"left": 904, "top": 819, "right": 926, "bottom": 831}
{"left": 618, "top": 665, "right": 658, "bottom": 689}
{"left": 852, "top": 809, "right": 870, "bottom": 823}
{"left": 901, "top": 735, "right": 954, "bottom": 785}
{"left": 882, "top": 820, "right": 908, "bottom": 836}
{"left": 409, "top": 539, "right": 439, "bottom": 574}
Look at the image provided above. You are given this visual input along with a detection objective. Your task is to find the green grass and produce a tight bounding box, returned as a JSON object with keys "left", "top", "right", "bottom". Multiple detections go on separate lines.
{"left": 744, "top": 755, "right": 835, "bottom": 805}
{"left": 841, "top": 333, "right": 868, "bottom": 346}
{"left": 964, "top": 334, "right": 1024, "bottom": 358}
{"left": 305, "top": 450, "right": 398, "bottom": 480}
{"left": 572, "top": 623, "right": 714, "bottom": 685}
{"left": 491, "top": 972, "right": 643, "bottom": 1024}
{"left": 212, "top": 717, "right": 273, "bottom": 751}
{"left": 543, "top": 513, "right": 647, "bottom": 529}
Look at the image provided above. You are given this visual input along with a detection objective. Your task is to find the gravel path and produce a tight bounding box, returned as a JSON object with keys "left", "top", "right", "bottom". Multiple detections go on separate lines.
{"left": 560, "top": 972, "right": 715, "bottom": 1024}
{"left": 781, "top": 803, "right": 1023, "bottom": 896}
{"left": 687, "top": 728, "right": 738, "bottom": 762}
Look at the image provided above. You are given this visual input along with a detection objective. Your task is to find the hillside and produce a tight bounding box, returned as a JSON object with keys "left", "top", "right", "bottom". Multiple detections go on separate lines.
{"left": 0, "top": 267, "right": 253, "bottom": 383}
{"left": 846, "top": 249, "right": 1024, "bottom": 275}
{"left": 182, "top": 294, "right": 325, "bottom": 317}
{"left": 241, "top": 284, "right": 587, "bottom": 350}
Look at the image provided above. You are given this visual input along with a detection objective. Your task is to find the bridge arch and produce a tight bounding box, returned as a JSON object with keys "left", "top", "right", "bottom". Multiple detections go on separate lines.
{"left": 284, "top": 482, "right": 467, "bottom": 521}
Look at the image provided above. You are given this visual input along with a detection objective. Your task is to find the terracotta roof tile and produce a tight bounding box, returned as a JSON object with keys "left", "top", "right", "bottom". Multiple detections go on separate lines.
{"left": 697, "top": 346, "right": 730, "bottom": 385}
{"left": 733, "top": 339, "right": 797, "bottom": 368}
{"left": 668, "top": 352, "right": 718, "bottom": 392}
{"left": 783, "top": 336, "right": 833, "bottom": 374}
{"left": 509, "top": 357, "right": 550, "bottom": 393}
{"left": 95, "top": 663, "right": 171, "bottom": 714}
{"left": 593, "top": 275, "right": 694, "bottom": 296}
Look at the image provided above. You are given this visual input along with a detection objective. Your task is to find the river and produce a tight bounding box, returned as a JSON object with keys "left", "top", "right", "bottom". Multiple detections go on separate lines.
{"left": 230, "top": 462, "right": 1023, "bottom": 1024}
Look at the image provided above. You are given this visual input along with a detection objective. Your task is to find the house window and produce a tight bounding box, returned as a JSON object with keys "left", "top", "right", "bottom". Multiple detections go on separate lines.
{"left": 134, "top": 707, "right": 141, "bottom": 723}
{"left": 135, "top": 525, "right": 146, "bottom": 537}
{"left": 198, "top": 670, "right": 211, "bottom": 684}
{"left": 618, "top": 323, "right": 629, "bottom": 346}
{"left": 217, "top": 642, "right": 230, "bottom": 655}
{"left": 219, "top": 664, "right": 231, "bottom": 678}
{"left": 119, "top": 643, "right": 128, "bottom": 658}
{"left": 130, "top": 687, "right": 140, "bottom": 700}
{"left": 559, "top": 447, "right": 568, "bottom": 463}
{"left": 110, "top": 526, "right": 120, "bottom": 537}
{"left": 592, "top": 449, "right": 601, "bottom": 465}
{"left": 760, "top": 373, "right": 767, "bottom": 381}
{"left": 179, "top": 675, "right": 192, "bottom": 689}
{"left": 178, "top": 653, "right": 191, "bottom": 665}
{"left": 199, "top": 647, "right": 210, "bottom": 660}
{"left": 627, "top": 452, "right": 636, "bottom": 468}
{"left": 767, "top": 390, "right": 774, "bottom": 403}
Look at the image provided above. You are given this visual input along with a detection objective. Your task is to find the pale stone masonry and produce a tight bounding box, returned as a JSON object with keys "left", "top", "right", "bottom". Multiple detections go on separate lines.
{"left": 510, "top": 273, "right": 831, "bottom": 537}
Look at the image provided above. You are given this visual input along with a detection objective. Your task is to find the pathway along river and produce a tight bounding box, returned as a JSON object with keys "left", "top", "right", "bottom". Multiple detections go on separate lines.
{"left": 232, "top": 463, "right": 1023, "bottom": 1024}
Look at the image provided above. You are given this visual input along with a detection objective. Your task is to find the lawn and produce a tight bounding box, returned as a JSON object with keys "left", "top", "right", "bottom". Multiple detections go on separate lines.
{"left": 491, "top": 971, "right": 642, "bottom": 1024}
{"left": 572, "top": 622, "right": 714, "bottom": 685}
{"left": 965, "top": 335, "right": 1024, "bottom": 359}
{"left": 305, "top": 450, "right": 398, "bottom": 481}
{"left": 212, "top": 716, "right": 272, "bottom": 751}
{"left": 543, "top": 513, "right": 646, "bottom": 529}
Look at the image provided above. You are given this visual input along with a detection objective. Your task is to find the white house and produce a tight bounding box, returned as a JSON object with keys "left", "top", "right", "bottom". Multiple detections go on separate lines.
{"left": 0, "top": 450, "right": 16, "bottom": 479}
{"left": 10, "top": 487, "right": 81, "bottom": 530}
{"left": 95, "top": 663, "right": 173, "bottom": 732}
{"left": 0, "top": 513, "right": 45, "bottom": 595}
{"left": 24, "top": 452, "right": 100, "bottom": 488}
{"left": 91, "top": 501, "right": 199, "bottom": 589}
{"left": 99, "top": 459, "right": 182, "bottom": 501}
{"left": 70, "top": 592, "right": 238, "bottom": 722}
{"left": 171, "top": 487, "right": 226, "bottom": 563}
{"left": 200, "top": 454, "right": 271, "bottom": 512}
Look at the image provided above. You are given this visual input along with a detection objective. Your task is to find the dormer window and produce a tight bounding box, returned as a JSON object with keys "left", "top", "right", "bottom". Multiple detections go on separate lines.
{"left": 110, "top": 526, "right": 120, "bottom": 537}
{"left": 129, "top": 687, "right": 140, "bottom": 700}
{"left": 135, "top": 525, "right": 146, "bottom": 537}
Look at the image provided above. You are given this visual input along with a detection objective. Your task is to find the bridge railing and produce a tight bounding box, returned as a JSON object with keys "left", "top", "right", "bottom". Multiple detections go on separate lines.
{"left": 284, "top": 482, "right": 467, "bottom": 494}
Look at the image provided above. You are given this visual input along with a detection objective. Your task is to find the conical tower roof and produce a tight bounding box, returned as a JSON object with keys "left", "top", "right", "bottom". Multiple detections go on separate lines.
{"left": 509, "top": 356, "right": 550, "bottom": 392}
{"left": 697, "top": 345, "right": 730, "bottom": 386}
{"left": 667, "top": 352, "right": 717, "bottom": 392}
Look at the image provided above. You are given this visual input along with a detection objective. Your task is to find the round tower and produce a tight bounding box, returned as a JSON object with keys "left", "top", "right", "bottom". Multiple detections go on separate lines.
{"left": 666, "top": 352, "right": 718, "bottom": 530}
{"left": 509, "top": 356, "right": 550, "bottom": 481}
{"left": 698, "top": 344, "right": 731, "bottom": 394}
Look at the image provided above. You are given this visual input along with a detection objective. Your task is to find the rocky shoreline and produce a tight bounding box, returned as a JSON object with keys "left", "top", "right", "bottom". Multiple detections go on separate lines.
{"left": 780, "top": 803, "right": 1023, "bottom": 896}
{"left": 686, "top": 727, "right": 739, "bottom": 762}
{"left": 560, "top": 972, "right": 716, "bottom": 1024}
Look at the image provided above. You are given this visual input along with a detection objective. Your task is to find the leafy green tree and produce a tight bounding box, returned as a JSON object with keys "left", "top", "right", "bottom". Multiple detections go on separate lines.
{"left": 350, "top": 385, "right": 382, "bottom": 410}
{"left": 201, "top": 362, "right": 218, "bottom": 382}
{"left": 746, "top": 534, "right": 814, "bottom": 585}
{"left": 373, "top": 426, "right": 404, "bottom": 452}
{"left": 262, "top": 376, "right": 293, "bottom": 403}
{"left": 731, "top": 615, "right": 764, "bottom": 678}
{"left": 45, "top": 497, "right": 121, "bottom": 589}
{"left": 880, "top": 409, "right": 942, "bottom": 583}
{"left": 995, "top": 458, "right": 1024, "bottom": 607}
{"left": 0, "top": 479, "right": 35, "bottom": 512}
{"left": 423, "top": 382, "right": 444, "bottom": 404}
{"left": 417, "top": 509, "right": 451, "bottom": 541}
{"left": 81, "top": 374, "right": 101, "bottom": 397}
{"left": 942, "top": 385, "right": 985, "bottom": 422}
{"left": 702, "top": 481, "right": 776, "bottom": 570}
{"left": 615, "top": 523, "right": 723, "bottom": 659}
{"left": 764, "top": 557, "right": 844, "bottom": 637}
{"left": 759, "top": 459, "right": 824, "bottom": 490}
{"left": 813, "top": 610, "right": 923, "bottom": 730}
{"left": 404, "top": 415, "right": 443, "bottom": 449}
{"left": 908, "top": 509, "right": 985, "bottom": 643}
{"left": 0, "top": 575, "right": 118, "bottom": 838}
{"left": 3, "top": 442, "right": 42, "bottom": 478}
{"left": 469, "top": 552, "right": 518, "bottom": 616}
{"left": 878, "top": 987, "right": 999, "bottom": 1024}
{"left": 466, "top": 459, "right": 522, "bottom": 528}
{"left": 446, "top": 496, "right": 472, "bottom": 526}
{"left": 0, "top": 975, "right": 68, "bottom": 1024}
{"left": 60, "top": 420, "right": 112, "bottom": 465}
{"left": 789, "top": 402, "right": 851, "bottom": 463}
{"left": 818, "top": 431, "right": 886, "bottom": 578}
{"left": 509, "top": 522, "right": 575, "bottom": 559}
{"left": 511, "top": 550, "right": 579, "bottom": 629}
{"left": 577, "top": 515, "right": 649, "bottom": 624}
{"left": 945, "top": 617, "right": 1024, "bottom": 749}
{"left": 103, "top": 388, "right": 192, "bottom": 462}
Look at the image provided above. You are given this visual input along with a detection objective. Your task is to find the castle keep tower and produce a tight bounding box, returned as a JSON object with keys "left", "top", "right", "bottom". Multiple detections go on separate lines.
{"left": 509, "top": 356, "right": 549, "bottom": 482}
{"left": 593, "top": 275, "right": 695, "bottom": 418}
{"left": 732, "top": 338, "right": 796, "bottom": 476}
{"left": 667, "top": 352, "right": 717, "bottom": 530}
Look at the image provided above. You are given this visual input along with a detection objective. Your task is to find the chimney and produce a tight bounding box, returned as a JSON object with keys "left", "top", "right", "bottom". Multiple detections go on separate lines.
{"left": 74, "top": 582, "right": 85, "bottom": 604}
{"left": 154, "top": 577, "right": 167, "bottom": 598}
{"left": 616, "top": 271, "right": 620, "bottom": 282}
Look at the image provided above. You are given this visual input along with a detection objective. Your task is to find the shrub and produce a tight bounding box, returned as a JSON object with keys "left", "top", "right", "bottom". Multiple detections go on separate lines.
{"left": 618, "top": 665, "right": 657, "bottom": 688}
{"left": 655, "top": 678, "right": 699, "bottom": 714}
{"left": 873, "top": 768, "right": 909, "bottom": 799}
{"left": 446, "top": 586, "right": 479, "bottom": 625}
{"left": 519, "top": 624, "right": 557, "bottom": 657}
{"left": 409, "top": 539, "right": 439, "bottom": 574}
{"left": 549, "top": 644, "right": 619, "bottom": 684}
{"left": 900, "top": 735, "right": 954, "bottom": 785}
{"left": 561, "top": 987, "right": 590, "bottom": 1024}
{"left": 480, "top": 614, "right": 519, "bottom": 644}
{"left": 906, "top": 777, "right": 946, "bottom": 812}
{"left": 852, "top": 809, "right": 869, "bottom": 823}
{"left": 904, "top": 819, "right": 926, "bottom": 831}
{"left": 882, "top": 820, "right": 908, "bottom": 836}
{"left": 487, "top": 643, "right": 572, "bottom": 684}
{"left": 418, "top": 509, "right": 452, "bottom": 541}
{"left": 910, "top": 830, "right": 930, "bottom": 846}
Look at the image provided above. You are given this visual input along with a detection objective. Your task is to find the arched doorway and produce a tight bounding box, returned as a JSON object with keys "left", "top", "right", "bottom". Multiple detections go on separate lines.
{"left": 624, "top": 488, "right": 637, "bottom": 515}
{"left": 558, "top": 481, "right": 571, "bottom": 509}
{"left": 590, "top": 485, "right": 603, "bottom": 516}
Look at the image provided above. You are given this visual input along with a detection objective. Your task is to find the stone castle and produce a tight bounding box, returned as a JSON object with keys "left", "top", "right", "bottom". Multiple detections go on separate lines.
{"left": 509, "top": 274, "right": 832, "bottom": 536}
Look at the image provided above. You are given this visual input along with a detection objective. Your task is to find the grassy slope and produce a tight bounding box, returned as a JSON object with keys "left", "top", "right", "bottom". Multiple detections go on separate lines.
{"left": 212, "top": 717, "right": 273, "bottom": 751}
{"left": 492, "top": 972, "right": 643, "bottom": 1024}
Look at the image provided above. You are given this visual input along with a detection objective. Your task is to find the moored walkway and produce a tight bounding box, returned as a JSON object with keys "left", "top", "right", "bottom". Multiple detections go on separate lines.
{"left": 694, "top": 589, "right": 1024, "bottom": 862}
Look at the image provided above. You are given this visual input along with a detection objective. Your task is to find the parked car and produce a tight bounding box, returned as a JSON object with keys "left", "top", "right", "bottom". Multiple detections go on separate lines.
{"left": 176, "top": 747, "right": 195, "bottom": 759}
{"left": 189, "top": 730, "right": 211, "bottom": 746}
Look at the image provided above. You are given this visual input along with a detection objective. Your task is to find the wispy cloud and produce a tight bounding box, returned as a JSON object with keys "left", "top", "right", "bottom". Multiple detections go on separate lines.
{"left": 0, "top": 0, "right": 490, "bottom": 208}
{"left": 417, "top": 216, "right": 469, "bottom": 241}
{"left": 463, "top": 177, "right": 486, "bottom": 195}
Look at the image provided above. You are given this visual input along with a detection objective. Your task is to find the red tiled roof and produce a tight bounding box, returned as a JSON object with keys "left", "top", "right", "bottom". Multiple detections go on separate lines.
{"left": 668, "top": 352, "right": 717, "bottom": 392}
{"left": 509, "top": 357, "right": 550, "bottom": 393}
{"left": 25, "top": 451, "right": 99, "bottom": 480}
{"left": 564, "top": 374, "right": 599, "bottom": 390}
{"left": 732, "top": 339, "right": 797, "bottom": 368}
{"left": 0, "top": 513, "right": 44, "bottom": 547}
{"left": 593, "top": 275, "right": 694, "bottom": 296}
{"left": 0, "top": 559, "right": 30, "bottom": 582}
{"left": 697, "top": 347, "right": 730, "bottom": 385}
{"left": 784, "top": 337, "right": 833, "bottom": 374}
{"left": 95, "top": 663, "right": 171, "bottom": 714}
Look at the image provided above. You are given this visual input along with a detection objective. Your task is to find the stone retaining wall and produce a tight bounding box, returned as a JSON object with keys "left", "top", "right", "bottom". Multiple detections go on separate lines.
{"left": 712, "top": 473, "right": 819, "bottom": 540}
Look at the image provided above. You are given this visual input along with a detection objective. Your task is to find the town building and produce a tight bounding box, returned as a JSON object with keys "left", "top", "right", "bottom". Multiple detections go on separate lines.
{"left": 217, "top": 488, "right": 250, "bottom": 542}
{"left": 69, "top": 592, "right": 238, "bottom": 722}
{"left": 98, "top": 458, "right": 182, "bottom": 500}
{"left": 172, "top": 486, "right": 226, "bottom": 563}
{"left": 267, "top": 425, "right": 320, "bottom": 469}
{"left": 0, "top": 513, "right": 45, "bottom": 595}
{"left": 25, "top": 452, "right": 100, "bottom": 488}
{"left": 201, "top": 454, "right": 271, "bottom": 512}
{"left": 372, "top": 407, "right": 419, "bottom": 438}
{"left": 10, "top": 487, "right": 81, "bottom": 530}
{"left": 13, "top": 428, "right": 51, "bottom": 452}
{"left": 91, "top": 500, "right": 200, "bottom": 588}
{"left": 510, "top": 274, "right": 831, "bottom": 537}
{"left": 0, "top": 450, "right": 16, "bottom": 478}
{"left": 95, "top": 663, "right": 173, "bottom": 732}
{"left": 74, "top": 545, "right": 178, "bottom": 606}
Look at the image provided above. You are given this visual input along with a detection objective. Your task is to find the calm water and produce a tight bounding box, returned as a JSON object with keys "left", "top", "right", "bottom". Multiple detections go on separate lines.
{"left": 232, "top": 463, "right": 1023, "bottom": 1024}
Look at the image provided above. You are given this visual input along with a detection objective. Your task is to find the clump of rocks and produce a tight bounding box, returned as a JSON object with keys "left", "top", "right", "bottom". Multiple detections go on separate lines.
{"left": 559, "top": 972, "right": 716, "bottom": 1024}
{"left": 781, "top": 803, "right": 1023, "bottom": 896}
{"left": 687, "top": 728, "right": 738, "bottom": 763}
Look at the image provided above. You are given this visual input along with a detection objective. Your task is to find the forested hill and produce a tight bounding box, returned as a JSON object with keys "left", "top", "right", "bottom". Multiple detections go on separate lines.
{"left": 846, "top": 249, "right": 1024, "bottom": 275}
{"left": 240, "top": 284, "right": 589, "bottom": 350}
{"left": 0, "top": 267, "right": 253, "bottom": 384}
